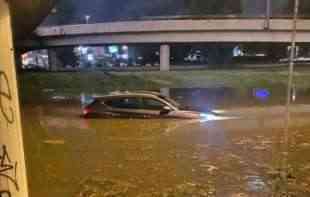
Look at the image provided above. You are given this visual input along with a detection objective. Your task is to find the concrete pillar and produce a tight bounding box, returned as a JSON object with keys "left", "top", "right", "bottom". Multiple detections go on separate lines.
{"left": 48, "top": 49, "right": 62, "bottom": 71}
{"left": 160, "top": 44, "right": 170, "bottom": 71}
{"left": 128, "top": 46, "right": 136, "bottom": 66}
{"left": 0, "top": 1, "right": 29, "bottom": 196}
{"left": 160, "top": 88, "right": 170, "bottom": 98}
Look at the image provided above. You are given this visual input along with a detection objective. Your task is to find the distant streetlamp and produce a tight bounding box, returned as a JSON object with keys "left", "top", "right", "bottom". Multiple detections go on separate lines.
{"left": 287, "top": 0, "right": 299, "bottom": 105}
{"left": 264, "top": 0, "right": 271, "bottom": 29}
{"left": 85, "top": 15, "right": 91, "bottom": 24}
{"left": 283, "top": 1, "right": 299, "bottom": 193}
{"left": 51, "top": 8, "right": 57, "bottom": 14}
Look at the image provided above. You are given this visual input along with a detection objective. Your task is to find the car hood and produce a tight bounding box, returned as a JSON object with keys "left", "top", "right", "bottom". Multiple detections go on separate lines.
{"left": 168, "top": 110, "right": 202, "bottom": 119}
{"left": 168, "top": 110, "right": 237, "bottom": 121}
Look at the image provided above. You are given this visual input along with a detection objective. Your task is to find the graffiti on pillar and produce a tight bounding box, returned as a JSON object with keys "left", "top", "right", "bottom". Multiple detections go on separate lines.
{"left": 0, "top": 145, "right": 19, "bottom": 191}
{"left": 0, "top": 71, "right": 14, "bottom": 125}
{"left": 0, "top": 1, "right": 28, "bottom": 196}
{"left": 0, "top": 69, "right": 19, "bottom": 195}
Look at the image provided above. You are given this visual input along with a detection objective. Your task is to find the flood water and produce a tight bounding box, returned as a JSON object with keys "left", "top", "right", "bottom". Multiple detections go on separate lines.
{"left": 21, "top": 86, "right": 310, "bottom": 197}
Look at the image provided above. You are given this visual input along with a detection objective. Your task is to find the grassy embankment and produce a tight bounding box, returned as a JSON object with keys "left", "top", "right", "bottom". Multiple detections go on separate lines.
{"left": 19, "top": 69, "right": 310, "bottom": 101}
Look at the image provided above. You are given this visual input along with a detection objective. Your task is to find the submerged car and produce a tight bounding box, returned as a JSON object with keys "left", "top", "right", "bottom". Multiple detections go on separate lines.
{"left": 81, "top": 91, "right": 206, "bottom": 119}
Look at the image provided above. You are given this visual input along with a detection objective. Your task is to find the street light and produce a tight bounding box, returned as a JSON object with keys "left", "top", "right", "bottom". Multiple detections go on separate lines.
{"left": 287, "top": 0, "right": 299, "bottom": 106}
{"left": 282, "top": 1, "right": 299, "bottom": 195}
{"left": 85, "top": 15, "right": 91, "bottom": 24}
{"left": 264, "top": 0, "right": 271, "bottom": 29}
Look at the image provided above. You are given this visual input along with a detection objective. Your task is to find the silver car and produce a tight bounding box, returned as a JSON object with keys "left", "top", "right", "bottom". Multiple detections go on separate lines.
{"left": 81, "top": 91, "right": 203, "bottom": 119}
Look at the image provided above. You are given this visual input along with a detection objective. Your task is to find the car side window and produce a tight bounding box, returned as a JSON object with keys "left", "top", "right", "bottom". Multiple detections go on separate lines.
{"left": 105, "top": 97, "right": 141, "bottom": 109}
{"left": 142, "top": 98, "right": 166, "bottom": 110}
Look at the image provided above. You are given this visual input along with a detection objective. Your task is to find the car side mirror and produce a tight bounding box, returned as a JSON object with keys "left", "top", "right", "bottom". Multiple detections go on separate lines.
{"left": 160, "top": 106, "right": 172, "bottom": 115}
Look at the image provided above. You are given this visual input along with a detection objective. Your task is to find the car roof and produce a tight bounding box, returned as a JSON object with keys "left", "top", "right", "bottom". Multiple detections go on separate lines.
{"left": 93, "top": 91, "right": 162, "bottom": 100}
{"left": 88, "top": 90, "right": 179, "bottom": 110}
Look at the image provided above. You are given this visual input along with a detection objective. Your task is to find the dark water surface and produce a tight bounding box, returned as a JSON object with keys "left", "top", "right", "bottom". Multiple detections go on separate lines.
{"left": 22, "top": 87, "right": 310, "bottom": 197}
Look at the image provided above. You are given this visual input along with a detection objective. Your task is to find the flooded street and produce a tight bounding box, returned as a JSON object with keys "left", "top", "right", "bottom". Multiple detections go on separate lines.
{"left": 5, "top": 0, "right": 310, "bottom": 196}
{"left": 21, "top": 87, "right": 310, "bottom": 197}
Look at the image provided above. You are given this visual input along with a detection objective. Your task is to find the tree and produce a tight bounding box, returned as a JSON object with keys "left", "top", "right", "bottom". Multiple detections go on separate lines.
{"left": 300, "top": 0, "right": 310, "bottom": 15}
{"left": 51, "top": 0, "right": 76, "bottom": 25}
{"left": 185, "top": 0, "right": 241, "bottom": 15}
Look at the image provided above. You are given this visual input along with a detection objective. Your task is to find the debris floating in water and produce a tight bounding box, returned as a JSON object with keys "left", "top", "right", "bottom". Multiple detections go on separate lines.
{"left": 43, "top": 140, "right": 65, "bottom": 145}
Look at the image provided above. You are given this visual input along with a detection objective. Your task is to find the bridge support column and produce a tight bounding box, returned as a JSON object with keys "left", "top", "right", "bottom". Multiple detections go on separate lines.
{"left": 48, "top": 49, "right": 63, "bottom": 71}
{"left": 160, "top": 88, "right": 170, "bottom": 98}
{"left": 160, "top": 44, "right": 170, "bottom": 71}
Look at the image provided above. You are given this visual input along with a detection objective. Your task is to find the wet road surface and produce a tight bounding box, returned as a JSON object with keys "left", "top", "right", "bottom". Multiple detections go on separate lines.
{"left": 21, "top": 87, "right": 310, "bottom": 197}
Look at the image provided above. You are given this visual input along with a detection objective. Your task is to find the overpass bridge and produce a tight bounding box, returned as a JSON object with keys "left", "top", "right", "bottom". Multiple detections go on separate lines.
{"left": 21, "top": 18, "right": 310, "bottom": 71}
{"left": 25, "top": 18, "right": 310, "bottom": 46}
{"left": 7, "top": 1, "right": 310, "bottom": 71}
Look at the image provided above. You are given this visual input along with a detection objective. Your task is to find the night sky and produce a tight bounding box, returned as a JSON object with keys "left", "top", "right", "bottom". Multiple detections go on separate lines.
{"left": 41, "top": 0, "right": 302, "bottom": 26}
{"left": 43, "top": 0, "right": 187, "bottom": 25}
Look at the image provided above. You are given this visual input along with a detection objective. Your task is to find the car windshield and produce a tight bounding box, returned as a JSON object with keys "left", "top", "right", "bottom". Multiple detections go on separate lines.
{"left": 142, "top": 97, "right": 166, "bottom": 110}
{"left": 159, "top": 95, "right": 180, "bottom": 108}
{"left": 4, "top": 0, "right": 310, "bottom": 197}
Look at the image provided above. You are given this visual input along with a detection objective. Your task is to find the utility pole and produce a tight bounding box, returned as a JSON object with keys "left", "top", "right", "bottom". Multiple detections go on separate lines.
{"left": 282, "top": 0, "right": 299, "bottom": 195}
{"left": 264, "top": 0, "right": 271, "bottom": 29}
{"left": 287, "top": 0, "right": 299, "bottom": 107}
{"left": 85, "top": 15, "right": 91, "bottom": 24}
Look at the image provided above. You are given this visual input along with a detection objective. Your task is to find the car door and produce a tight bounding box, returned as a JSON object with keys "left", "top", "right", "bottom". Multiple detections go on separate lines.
{"left": 140, "top": 97, "right": 168, "bottom": 118}
{"left": 103, "top": 96, "right": 145, "bottom": 118}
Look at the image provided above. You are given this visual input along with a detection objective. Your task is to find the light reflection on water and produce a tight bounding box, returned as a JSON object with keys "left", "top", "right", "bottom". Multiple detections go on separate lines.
{"left": 22, "top": 87, "right": 310, "bottom": 197}
{"left": 199, "top": 113, "right": 237, "bottom": 122}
